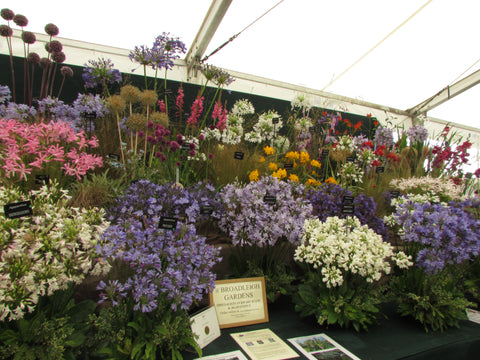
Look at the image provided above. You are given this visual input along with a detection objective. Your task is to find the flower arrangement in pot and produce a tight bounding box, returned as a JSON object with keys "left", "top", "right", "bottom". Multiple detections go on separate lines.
{"left": 293, "top": 216, "right": 411, "bottom": 331}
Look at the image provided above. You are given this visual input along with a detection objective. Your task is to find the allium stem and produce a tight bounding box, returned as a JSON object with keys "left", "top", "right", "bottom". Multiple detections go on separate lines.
{"left": 5, "top": 32, "right": 16, "bottom": 103}
{"left": 116, "top": 114, "right": 125, "bottom": 165}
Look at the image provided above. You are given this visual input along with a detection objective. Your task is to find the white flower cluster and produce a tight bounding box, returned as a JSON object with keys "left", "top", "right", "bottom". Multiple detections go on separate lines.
{"left": 294, "top": 216, "right": 412, "bottom": 288}
{"left": 231, "top": 99, "right": 255, "bottom": 116}
{"left": 273, "top": 136, "right": 290, "bottom": 153}
{"left": 0, "top": 183, "right": 111, "bottom": 321}
{"left": 338, "top": 162, "right": 363, "bottom": 184}
{"left": 293, "top": 117, "right": 313, "bottom": 133}
{"left": 334, "top": 135, "right": 356, "bottom": 153}
{"left": 244, "top": 110, "right": 282, "bottom": 144}
{"left": 221, "top": 113, "right": 244, "bottom": 144}
{"left": 389, "top": 176, "right": 464, "bottom": 201}
{"left": 291, "top": 93, "right": 313, "bottom": 112}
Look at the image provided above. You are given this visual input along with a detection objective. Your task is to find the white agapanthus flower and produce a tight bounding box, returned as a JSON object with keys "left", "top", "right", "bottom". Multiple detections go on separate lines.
{"left": 291, "top": 93, "right": 313, "bottom": 112}
{"left": 389, "top": 176, "right": 464, "bottom": 201}
{"left": 293, "top": 117, "right": 313, "bottom": 133}
{"left": 273, "top": 135, "right": 290, "bottom": 154}
{"left": 294, "top": 216, "right": 412, "bottom": 289}
{"left": 231, "top": 99, "right": 255, "bottom": 116}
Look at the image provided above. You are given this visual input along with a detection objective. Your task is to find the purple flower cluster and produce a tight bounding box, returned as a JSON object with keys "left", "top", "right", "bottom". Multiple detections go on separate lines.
{"left": 97, "top": 179, "right": 222, "bottom": 312}
{"left": 305, "top": 184, "right": 388, "bottom": 239}
{"left": 129, "top": 32, "right": 186, "bottom": 71}
{"left": 374, "top": 126, "right": 394, "bottom": 148}
{"left": 218, "top": 176, "right": 313, "bottom": 246}
{"left": 1, "top": 102, "right": 37, "bottom": 120}
{"left": 0, "top": 85, "right": 11, "bottom": 104}
{"left": 394, "top": 199, "right": 480, "bottom": 274}
{"left": 68, "top": 93, "right": 109, "bottom": 132}
{"left": 107, "top": 179, "right": 223, "bottom": 226}
{"left": 82, "top": 58, "right": 122, "bottom": 89}
{"left": 97, "top": 221, "right": 219, "bottom": 312}
{"left": 406, "top": 124, "right": 428, "bottom": 144}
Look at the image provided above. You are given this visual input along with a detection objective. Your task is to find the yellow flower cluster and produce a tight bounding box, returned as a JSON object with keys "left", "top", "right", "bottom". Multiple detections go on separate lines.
{"left": 306, "top": 178, "right": 321, "bottom": 186}
{"left": 300, "top": 151, "right": 310, "bottom": 165}
{"left": 249, "top": 169, "right": 259, "bottom": 182}
{"left": 310, "top": 159, "right": 321, "bottom": 168}
{"left": 285, "top": 151, "right": 300, "bottom": 160}
{"left": 269, "top": 162, "right": 278, "bottom": 171}
{"left": 272, "top": 168, "right": 287, "bottom": 180}
{"left": 263, "top": 146, "right": 275, "bottom": 155}
{"left": 288, "top": 174, "right": 299, "bottom": 182}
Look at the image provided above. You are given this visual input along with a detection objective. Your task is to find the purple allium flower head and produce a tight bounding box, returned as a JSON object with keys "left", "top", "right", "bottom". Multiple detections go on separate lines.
{"left": 21, "top": 31, "right": 36, "bottom": 44}
{"left": 27, "top": 52, "right": 40, "bottom": 64}
{"left": 51, "top": 51, "right": 66, "bottom": 63}
{"left": 13, "top": 14, "right": 28, "bottom": 27}
{"left": 60, "top": 66, "right": 73, "bottom": 78}
{"left": 1, "top": 8, "right": 15, "bottom": 21}
{"left": 44, "top": 23, "right": 59, "bottom": 36}
{"left": 0, "top": 25, "right": 12, "bottom": 37}
{"left": 46, "top": 40, "right": 63, "bottom": 53}
{"left": 39, "top": 57, "right": 52, "bottom": 69}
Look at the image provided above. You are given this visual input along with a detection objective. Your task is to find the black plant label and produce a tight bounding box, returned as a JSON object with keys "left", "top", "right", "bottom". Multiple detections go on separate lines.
{"left": 234, "top": 151, "right": 244, "bottom": 160}
{"left": 4, "top": 200, "right": 32, "bottom": 219}
{"left": 159, "top": 216, "right": 178, "bottom": 230}
{"left": 200, "top": 205, "right": 214, "bottom": 215}
{"left": 263, "top": 195, "right": 277, "bottom": 205}
{"left": 35, "top": 174, "right": 50, "bottom": 185}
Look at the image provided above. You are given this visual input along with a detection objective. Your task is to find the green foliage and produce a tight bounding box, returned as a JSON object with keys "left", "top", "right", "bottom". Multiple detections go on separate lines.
{"left": 88, "top": 300, "right": 201, "bottom": 360}
{"left": 390, "top": 266, "right": 473, "bottom": 332}
{"left": 293, "top": 269, "right": 385, "bottom": 332}
{"left": 228, "top": 242, "right": 297, "bottom": 303}
{"left": 67, "top": 169, "right": 127, "bottom": 209}
{"left": 0, "top": 286, "right": 95, "bottom": 359}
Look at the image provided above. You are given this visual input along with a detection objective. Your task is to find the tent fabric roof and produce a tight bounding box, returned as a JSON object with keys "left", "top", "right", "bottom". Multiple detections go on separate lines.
{"left": 1, "top": 0, "right": 480, "bottom": 149}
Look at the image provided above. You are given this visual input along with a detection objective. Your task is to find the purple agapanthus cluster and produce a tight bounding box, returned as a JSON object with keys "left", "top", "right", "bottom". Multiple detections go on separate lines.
{"left": 218, "top": 176, "right": 312, "bottom": 247}
{"left": 374, "top": 126, "right": 394, "bottom": 148}
{"left": 97, "top": 221, "right": 219, "bottom": 312}
{"left": 394, "top": 199, "right": 480, "bottom": 274}
{"left": 97, "top": 179, "right": 222, "bottom": 312}
{"left": 36, "top": 96, "right": 70, "bottom": 120}
{"left": 68, "top": 93, "right": 109, "bottom": 132}
{"left": 305, "top": 184, "right": 388, "bottom": 239}
{"left": 406, "top": 124, "right": 428, "bottom": 144}
{"left": 107, "top": 179, "right": 223, "bottom": 228}
{"left": 82, "top": 57, "right": 122, "bottom": 89}
{"left": 1, "top": 102, "right": 37, "bottom": 120}
{"left": 129, "top": 32, "right": 186, "bottom": 71}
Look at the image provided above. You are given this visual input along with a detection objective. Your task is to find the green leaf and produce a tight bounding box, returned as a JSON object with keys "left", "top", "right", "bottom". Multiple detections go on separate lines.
{"left": 145, "top": 342, "right": 156, "bottom": 360}
{"left": 131, "top": 340, "right": 146, "bottom": 359}
{"left": 65, "top": 331, "right": 86, "bottom": 348}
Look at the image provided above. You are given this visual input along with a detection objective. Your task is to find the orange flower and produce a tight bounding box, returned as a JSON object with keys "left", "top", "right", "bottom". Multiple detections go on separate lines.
{"left": 268, "top": 162, "right": 278, "bottom": 171}
{"left": 259, "top": 156, "right": 266, "bottom": 163}
{"left": 249, "top": 169, "right": 259, "bottom": 182}
{"left": 288, "top": 174, "right": 299, "bottom": 182}
{"left": 325, "top": 177, "right": 338, "bottom": 185}
{"left": 354, "top": 121, "right": 363, "bottom": 130}
{"left": 310, "top": 159, "right": 321, "bottom": 168}
{"left": 285, "top": 151, "right": 300, "bottom": 160}
{"left": 272, "top": 168, "right": 287, "bottom": 180}
{"left": 263, "top": 146, "right": 274, "bottom": 155}
{"left": 300, "top": 151, "right": 310, "bottom": 165}
{"left": 306, "top": 178, "right": 320, "bottom": 187}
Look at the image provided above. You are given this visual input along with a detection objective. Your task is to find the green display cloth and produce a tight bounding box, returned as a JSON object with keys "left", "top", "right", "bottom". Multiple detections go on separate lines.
{"left": 182, "top": 297, "right": 480, "bottom": 360}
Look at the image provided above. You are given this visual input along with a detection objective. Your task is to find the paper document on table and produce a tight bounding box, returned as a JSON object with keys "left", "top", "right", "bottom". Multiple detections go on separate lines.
{"left": 230, "top": 328, "right": 299, "bottom": 360}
